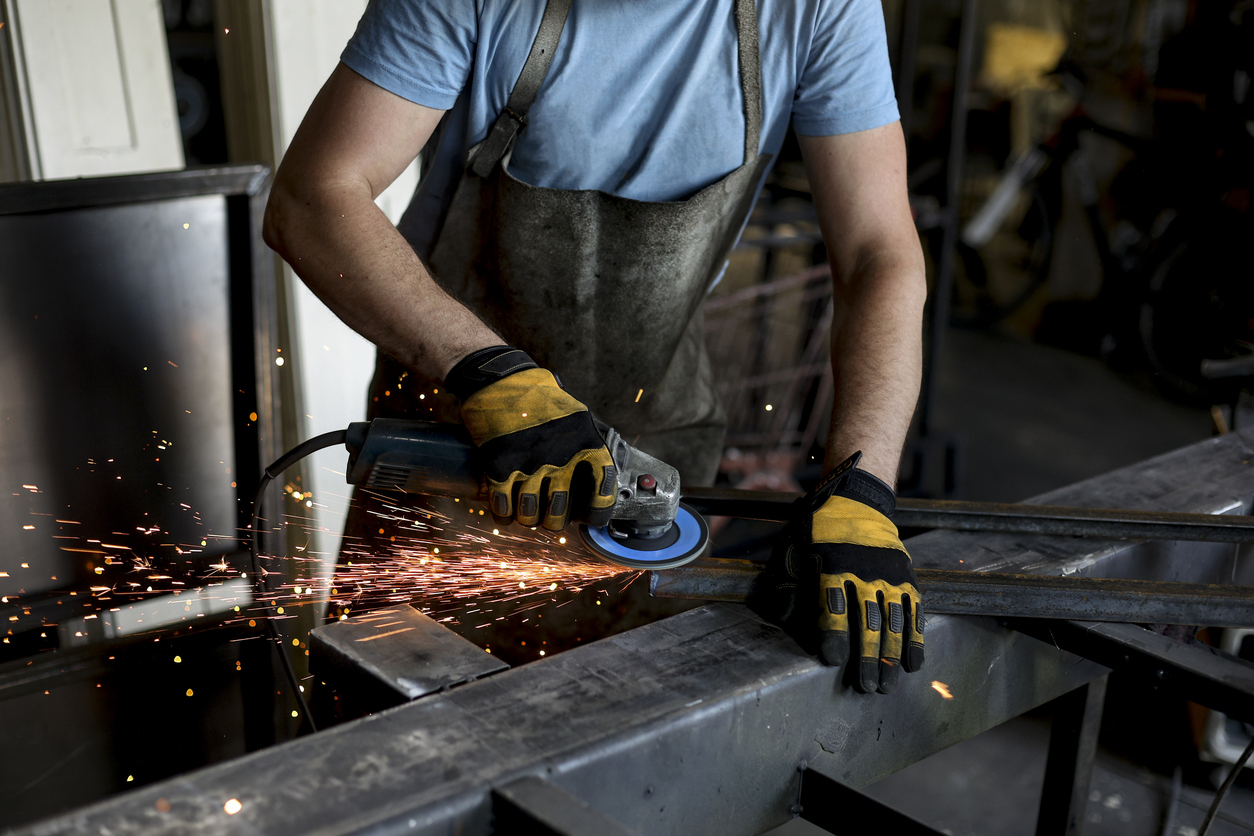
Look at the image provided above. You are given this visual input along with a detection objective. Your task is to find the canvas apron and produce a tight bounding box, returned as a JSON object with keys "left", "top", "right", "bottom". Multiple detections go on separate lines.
{"left": 363, "top": 0, "right": 773, "bottom": 486}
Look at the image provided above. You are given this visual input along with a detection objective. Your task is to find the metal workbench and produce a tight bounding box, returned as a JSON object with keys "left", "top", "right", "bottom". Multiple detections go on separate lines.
{"left": 10, "top": 429, "right": 1254, "bottom": 836}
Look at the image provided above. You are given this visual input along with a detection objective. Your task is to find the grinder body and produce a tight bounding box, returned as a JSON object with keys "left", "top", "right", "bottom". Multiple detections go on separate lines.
{"left": 343, "top": 419, "right": 691, "bottom": 550}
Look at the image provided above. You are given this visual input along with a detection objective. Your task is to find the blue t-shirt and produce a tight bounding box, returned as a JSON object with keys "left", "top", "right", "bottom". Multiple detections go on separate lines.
{"left": 342, "top": 0, "right": 898, "bottom": 254}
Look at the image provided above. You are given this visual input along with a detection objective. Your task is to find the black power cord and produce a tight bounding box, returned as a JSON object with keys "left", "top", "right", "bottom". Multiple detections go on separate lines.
{"left": 1198, "top": 724, "right": 1254, "bottom": 836}
{"left": 250, "top": 429, "right": 349, "bottom": 735}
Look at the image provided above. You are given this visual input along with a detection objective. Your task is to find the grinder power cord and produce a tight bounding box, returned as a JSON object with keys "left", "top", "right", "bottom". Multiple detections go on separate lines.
{"left": 754, "top": 452, "right": 925, "bottom": 695}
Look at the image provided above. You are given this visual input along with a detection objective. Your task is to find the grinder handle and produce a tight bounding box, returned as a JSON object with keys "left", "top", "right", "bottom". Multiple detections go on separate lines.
{"left": 345, "top": 418, "right": 486, "bottom": 498}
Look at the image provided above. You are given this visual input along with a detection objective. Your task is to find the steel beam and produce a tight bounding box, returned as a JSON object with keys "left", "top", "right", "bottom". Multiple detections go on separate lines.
{"left": 683, "top": 488, "right": 1254, "bottom": 544}
{"left": 650, "top": 561, "right": 1254, "bottom": 628}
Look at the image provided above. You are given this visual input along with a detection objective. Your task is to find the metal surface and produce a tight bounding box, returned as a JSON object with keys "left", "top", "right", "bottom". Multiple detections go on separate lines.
{"left": 309, "top": 605, "right": 507, "bottom": 709}
{"left": 492, "top": 777, "right": 642, "bottom": 836}
{"left": 684, "top": 487, "right": 1254, "bottom": 544}
{"left": 799, "top": 768, "right": 946, "bottom": 835}
{"left": 650, "top": 561, "right": 1254, "bottom": 627}
{"left": 0, "top": 193, "right": 236, "bottom": 595}
{"left": 11, "top": 429, "right": 1254, "bottom": 836}
{"left": 1035, "top": 678, "right": 1108, "bottom": 835}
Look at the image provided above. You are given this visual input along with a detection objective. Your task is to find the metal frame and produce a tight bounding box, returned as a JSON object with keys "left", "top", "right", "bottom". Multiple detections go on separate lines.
{"left": 0, "top": 166, "right": 289, "bottom": 780}
{"left": 0, "top": 164, "right": 280, "bottom": 541}
{"left": 9, "top": 430, "right": 1254, "bottom": 836}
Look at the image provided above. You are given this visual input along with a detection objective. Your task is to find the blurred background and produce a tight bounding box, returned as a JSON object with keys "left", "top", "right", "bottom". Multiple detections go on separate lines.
{"left": 0, "top": 0, "right": 1250, "bottom": 832}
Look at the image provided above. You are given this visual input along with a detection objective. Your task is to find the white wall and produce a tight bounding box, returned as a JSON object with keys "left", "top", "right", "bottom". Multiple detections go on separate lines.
{"left": 266, "top": 0, "right": 420, "bottom": 572}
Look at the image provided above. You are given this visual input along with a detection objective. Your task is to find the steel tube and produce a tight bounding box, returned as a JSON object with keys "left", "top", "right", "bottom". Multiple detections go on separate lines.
{"left": 649, "top": 560, "right": 1254, "bottom": 627}
{"left": 681, "top": 487, "right": 1254, "bottom": 544}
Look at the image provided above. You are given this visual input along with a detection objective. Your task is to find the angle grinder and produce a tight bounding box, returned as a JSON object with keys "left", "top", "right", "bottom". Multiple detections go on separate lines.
{"left": 342, "top": 418, "right": 710, "bottom": 570}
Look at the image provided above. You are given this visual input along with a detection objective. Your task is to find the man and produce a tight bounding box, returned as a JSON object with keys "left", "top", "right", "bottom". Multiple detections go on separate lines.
{"left": 264, "top": 0, "right": 927, "bottom": 694}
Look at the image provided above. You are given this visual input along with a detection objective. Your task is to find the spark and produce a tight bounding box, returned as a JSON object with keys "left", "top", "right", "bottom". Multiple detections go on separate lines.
{"left": 635, "top": 389, "right": 643, "bottom": 403}
{"left": 224, "top": 799, "right": 242, "bottom": 815}
{"left": 931, "top": 681, "right": 954, "bottom": 699}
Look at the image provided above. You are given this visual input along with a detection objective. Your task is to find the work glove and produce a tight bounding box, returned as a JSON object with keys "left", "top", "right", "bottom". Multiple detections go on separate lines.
{"left": 445, "top": 345, "right": 617, "bottom": 531}
{"left": 753, "top": 452, "right": 924, "bottom": 694}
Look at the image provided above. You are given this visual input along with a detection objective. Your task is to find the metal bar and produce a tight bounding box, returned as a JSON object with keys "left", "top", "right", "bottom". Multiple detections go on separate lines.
{"left": 895, "top": 0, "right": 921, "bottom": 140}
{"left": 0, "top": 164, "right": 270, "bottom": 214}
{"left": 649, "top": 561, "right": 1254, "bottom": 628}
{"left": 799, "top": 769, "right": 947, "bottom": 835}
{"left": 492, "top": 777, "right": 643, "bottom": 836}
{"left": 683, "top": 487, "right": 1254, "bottom": 544}
{"left": 1010, "top": 620, "right": 1254, "bottom": 724}
{"left": 918, "top": 0, "right": 978, "bottom": 438}
{"left": 1035, "top": 677, "right": 1108, "bottom": 836}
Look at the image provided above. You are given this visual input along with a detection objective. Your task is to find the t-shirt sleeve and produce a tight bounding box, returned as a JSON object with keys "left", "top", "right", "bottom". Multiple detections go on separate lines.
{"left": 340, "top": 0, "right": 478, "bottom": 111}
{"left": 791, "top": 0, "right": 900, "bottom": 136}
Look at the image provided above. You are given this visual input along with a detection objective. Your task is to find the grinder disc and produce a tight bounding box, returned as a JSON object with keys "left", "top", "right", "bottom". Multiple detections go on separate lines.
{"left": 579, "top": 503, "right": 709, "bottom": 570}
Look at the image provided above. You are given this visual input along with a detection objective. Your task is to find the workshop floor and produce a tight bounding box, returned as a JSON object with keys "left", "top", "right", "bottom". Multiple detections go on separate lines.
{"left": 764, "top": 328, "right": 1254, "bottom": 835}
{"left": 929, "top": 327, "right": 1214, "bottom": 504}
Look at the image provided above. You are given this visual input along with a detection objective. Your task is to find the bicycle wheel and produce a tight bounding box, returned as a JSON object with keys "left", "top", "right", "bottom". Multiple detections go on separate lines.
{"left": 1139, "top": 214, "right": 1254, "bottom": 402}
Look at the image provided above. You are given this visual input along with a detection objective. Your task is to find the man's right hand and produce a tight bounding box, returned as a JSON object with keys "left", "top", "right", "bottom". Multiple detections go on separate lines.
{"left": 446, "top": 346, "right": 618, "bottom": 531}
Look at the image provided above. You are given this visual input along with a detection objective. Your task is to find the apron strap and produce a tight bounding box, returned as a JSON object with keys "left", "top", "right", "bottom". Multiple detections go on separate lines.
{"left": 734, "top": 0, "right": 762, "bottom": 165}
{"left": 471, "top": 0, "right": 762, "bottom": 177}
{"left": 470, "top": 0, "right": 574, "bottom": 178}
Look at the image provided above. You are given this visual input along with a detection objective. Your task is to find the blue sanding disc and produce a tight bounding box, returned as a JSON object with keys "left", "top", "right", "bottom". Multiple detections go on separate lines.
{"left": 579, "top": 503, "right": 709, "bottom": 570}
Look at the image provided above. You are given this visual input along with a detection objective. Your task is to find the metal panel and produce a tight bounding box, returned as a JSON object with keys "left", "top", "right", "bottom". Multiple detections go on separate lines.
{"left": 0, "top": 194, "right": 237, "bottom": 596}
{"left": 0, "top": 166, "right": 289, "bottom": 827}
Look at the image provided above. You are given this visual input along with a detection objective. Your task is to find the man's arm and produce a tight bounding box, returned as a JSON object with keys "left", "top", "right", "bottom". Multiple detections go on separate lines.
{"left": 798, "top": 123, "right": 926, "bottom": 484}
{"left": 263, "top": 64, "right": 501, "bottom": 380}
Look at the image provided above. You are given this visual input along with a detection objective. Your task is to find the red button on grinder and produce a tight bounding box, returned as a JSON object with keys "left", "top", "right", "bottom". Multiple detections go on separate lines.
{"left": 638, "top": 474, "right": 656, "bottom": 491}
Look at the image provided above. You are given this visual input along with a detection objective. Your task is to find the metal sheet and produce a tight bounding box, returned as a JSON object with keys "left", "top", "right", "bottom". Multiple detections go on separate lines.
{"left": 0, "top": 194, "right": 238, "bottom": 597}
{"left": 310, "top": 605, "right": 507, "bottom": 705}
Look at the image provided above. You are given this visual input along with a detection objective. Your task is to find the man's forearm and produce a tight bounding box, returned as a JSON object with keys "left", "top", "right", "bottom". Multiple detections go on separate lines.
{"left": 264, "top": 181, "right": 500, "bottom": 382}
{"left": 822, "top": 250, "right": 925, "bottom": 484}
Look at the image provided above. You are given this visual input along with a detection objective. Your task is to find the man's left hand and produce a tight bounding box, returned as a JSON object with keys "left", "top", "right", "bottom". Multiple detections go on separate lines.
{"left": 754, "top": 452, "right": 924, "bottom": 694}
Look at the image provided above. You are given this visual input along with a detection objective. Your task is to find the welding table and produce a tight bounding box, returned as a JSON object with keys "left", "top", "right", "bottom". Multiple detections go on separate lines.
{"left": 10, "top": 429, "right": 1254, "bottom": 836}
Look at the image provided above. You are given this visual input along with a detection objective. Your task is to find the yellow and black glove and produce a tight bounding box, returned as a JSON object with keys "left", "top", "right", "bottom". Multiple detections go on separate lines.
{"left": 754, "top": 452, "right": 924, "bottom": 694}
{"left": 446, "top": 345, "right": 617, "bottom": 531}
